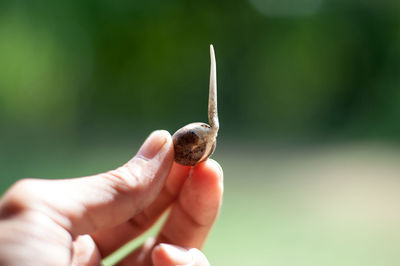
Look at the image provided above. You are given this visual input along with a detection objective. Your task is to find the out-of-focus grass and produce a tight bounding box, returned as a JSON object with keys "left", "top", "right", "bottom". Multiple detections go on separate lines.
{"left": 206, "top": 143, "right": 400, "bottom": 266}
{"left": 1, "top": 140, "right": 400, "bottom": 266}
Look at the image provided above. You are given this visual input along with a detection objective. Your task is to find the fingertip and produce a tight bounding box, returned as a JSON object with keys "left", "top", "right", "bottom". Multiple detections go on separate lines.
{"left": 152, "top": 243, "right": 192, "bottom": 266}
{"left": 193, "top": 159, "right": 224, "bottom": 193}
{"left": 135, "top": 130, "right": 173, "bottom": 161}
{"left": 195, "top": 159, "right": 223, "bottom": 178}
{"left": 189, "top": 248, "right": 211, "bottom": 266}
{"left": 72, "top": 235, "right": 101, "bottom": 266}
{"left": 205, "top": 159, "right": 224, "bottom": 183}
{"left": 121, "top": 129, "right": 175, "bottom": 193}
{"left": 155, "top": 129, "right": 173, "bottom": 150}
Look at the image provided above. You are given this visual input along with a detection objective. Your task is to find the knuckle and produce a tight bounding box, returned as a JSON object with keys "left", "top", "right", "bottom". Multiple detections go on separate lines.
{"left": 1, "top": 178, "right": 41, "bottom": 215}
{"left": 105, "top": 157, "right": 151, "bottom": 191}
{"left": 104, "top": 165, "right": 141, "bottom": 192}
{"left": 11, "top": 178, "right": 39, "bottom": 197}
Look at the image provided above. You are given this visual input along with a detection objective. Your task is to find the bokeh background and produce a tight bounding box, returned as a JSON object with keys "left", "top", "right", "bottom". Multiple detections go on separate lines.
{"left": 1, "top": 1, "right": 400, "bottom": 265}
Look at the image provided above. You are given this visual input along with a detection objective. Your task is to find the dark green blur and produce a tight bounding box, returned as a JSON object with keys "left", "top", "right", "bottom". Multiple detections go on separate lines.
{"left": 1, "top": 1, "right": 400, "bottom": 142}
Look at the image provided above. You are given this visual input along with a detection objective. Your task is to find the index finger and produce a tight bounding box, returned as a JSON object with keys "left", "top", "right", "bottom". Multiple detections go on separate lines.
{"left": 119, "top": 159, "right": 223, "bottom": 265}
{"left": 157, "top": 159, "right": 224, "bottom": 247}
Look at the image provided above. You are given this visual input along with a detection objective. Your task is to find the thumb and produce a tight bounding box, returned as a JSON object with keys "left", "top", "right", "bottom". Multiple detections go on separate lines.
{"left": 0, "top": 130, "right": 174, "bottom": 237}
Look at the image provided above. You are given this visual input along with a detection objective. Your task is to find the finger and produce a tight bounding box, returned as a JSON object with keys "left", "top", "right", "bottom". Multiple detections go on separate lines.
{"left": 188, "top": 248, "right": 211, "bottom": 266}
{"left": 91, "top": 163, "right": 191, "bottom": 257}
{"left": 0, "top": 130, "right": 174, "bottom": 237}
{"left": 152, "top": 244, "right": 210, "bottom": 266}
{"left": 119, "top": 159, "right": 223, "bottom": 265}
{"left": 71, "top": 235, "right": 101, "bottom": 266}
{"left": 157, "top": 159, "right": 223, "bottom": 248}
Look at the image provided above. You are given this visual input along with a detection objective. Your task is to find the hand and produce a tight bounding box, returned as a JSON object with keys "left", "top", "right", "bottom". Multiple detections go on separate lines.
{"left": 0, "top": 130, "right": 223, "bottom": 265}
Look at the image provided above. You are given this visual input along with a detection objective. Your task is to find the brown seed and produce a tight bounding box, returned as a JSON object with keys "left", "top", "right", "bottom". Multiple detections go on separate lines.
{"left": 172, "top": 45, "right": 219, "bottom": 166}
{"left": 173, "top": 123, "right": 216, "bottom": 166}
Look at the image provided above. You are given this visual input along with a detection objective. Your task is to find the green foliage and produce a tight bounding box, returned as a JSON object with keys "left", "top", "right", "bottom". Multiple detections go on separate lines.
{"left": 1, "top": 1, "right": 400, "bottom": 140}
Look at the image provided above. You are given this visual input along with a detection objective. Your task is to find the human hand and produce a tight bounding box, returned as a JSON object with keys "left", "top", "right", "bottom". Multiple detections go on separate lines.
{"left": 0, "top": 130, "right": 223, "bottom": 266}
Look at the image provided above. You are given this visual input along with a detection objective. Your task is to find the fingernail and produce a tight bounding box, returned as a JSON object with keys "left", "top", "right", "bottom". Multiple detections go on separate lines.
{"left": 159, "top": 243, "right": 193, "bottom": 264}
{"left": 137, "top": 130, "right": 170, "bottom": 160}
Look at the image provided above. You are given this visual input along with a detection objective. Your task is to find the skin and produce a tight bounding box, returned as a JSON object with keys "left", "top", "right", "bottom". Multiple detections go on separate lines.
{"left": 172, "top": 45, "right": 219, "bottom": 166}
{"left": 0, "top": 130, "right": 223, "bottom": 266}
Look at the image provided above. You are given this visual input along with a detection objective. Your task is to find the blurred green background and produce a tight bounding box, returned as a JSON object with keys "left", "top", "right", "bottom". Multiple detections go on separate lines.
{"left": 1, "top": 1, "right": 400, "bottom": 265}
